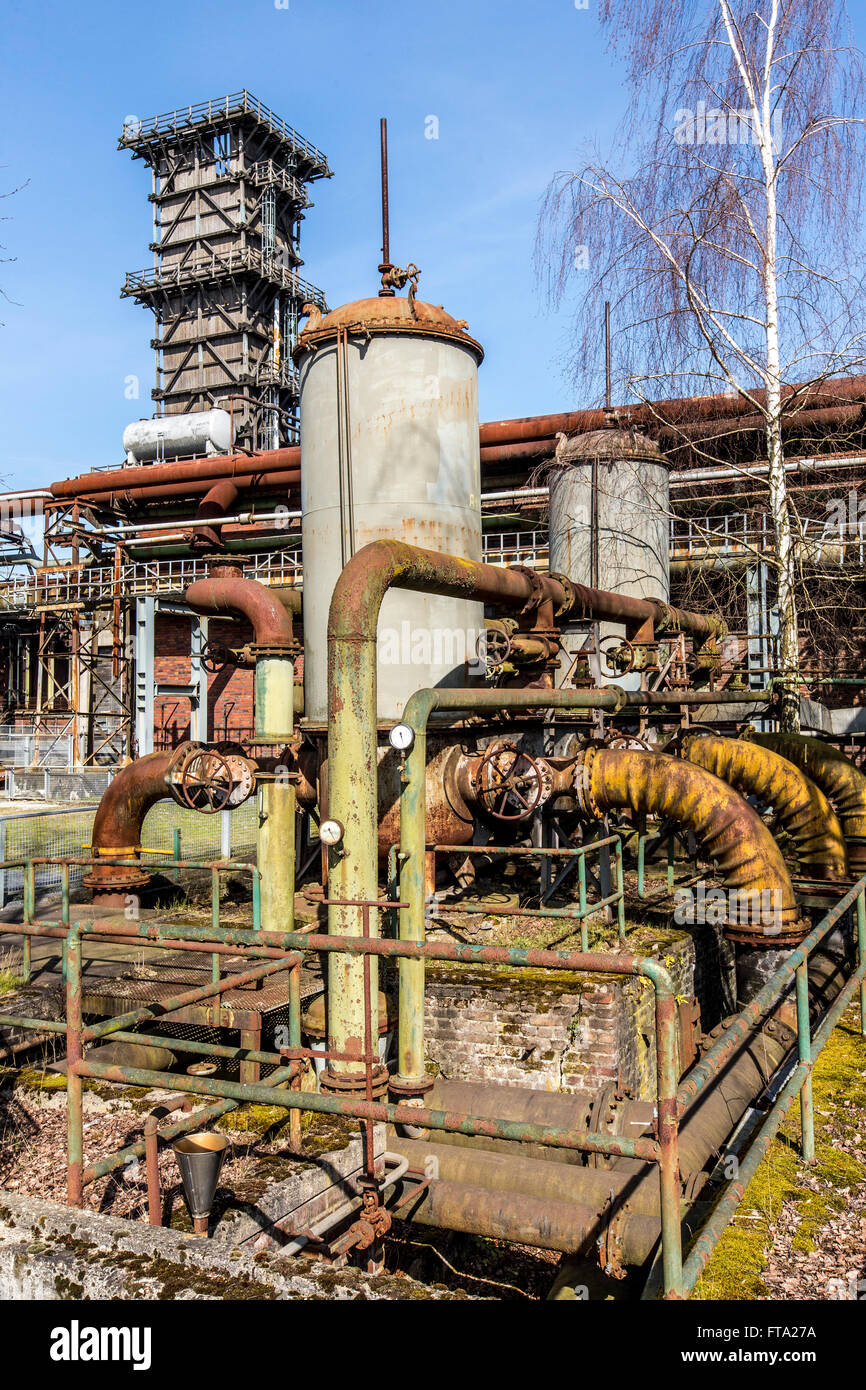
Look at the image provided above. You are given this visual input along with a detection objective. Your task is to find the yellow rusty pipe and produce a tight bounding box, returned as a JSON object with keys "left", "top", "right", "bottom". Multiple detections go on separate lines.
{"left": 575, "top": 747, "right": 804, "bottom": 944}
{"left": 743, "top": 731, "right": 866, "bottom": 873}
{"left": 681, "top": 733, "right": 849, "bottom": 882}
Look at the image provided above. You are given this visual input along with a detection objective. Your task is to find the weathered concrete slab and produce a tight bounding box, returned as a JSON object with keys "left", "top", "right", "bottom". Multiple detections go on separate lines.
{"left": 212, "top": 1126, "right": 387, "bottom": 1248}
{"left": 0, "top": 1189, "right": 472, "bottom": 1300}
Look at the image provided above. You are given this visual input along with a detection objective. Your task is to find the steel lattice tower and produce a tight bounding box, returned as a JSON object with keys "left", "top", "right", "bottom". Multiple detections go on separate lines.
{"left": 120, "top": 91, "right": 331, "bottom": 449}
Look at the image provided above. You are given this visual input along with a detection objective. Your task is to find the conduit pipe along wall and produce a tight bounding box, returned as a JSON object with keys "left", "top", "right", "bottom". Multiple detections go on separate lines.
{"left": 184, "top": 567, "right": 296, "bottom": 935}
{"left": 83, "top": 750, "right": 177, "bottom": 903}
{"left": 681, "top": 733, "right": 849, "bottom": 882}
{"left": 574, "top": 747, "right": 804, "bottom": 943}
{"left": 743, "top": 731, "right": 866, "bottom": 873}
{"left": 324, "top": 533, "right": 744, "bottom": 1092}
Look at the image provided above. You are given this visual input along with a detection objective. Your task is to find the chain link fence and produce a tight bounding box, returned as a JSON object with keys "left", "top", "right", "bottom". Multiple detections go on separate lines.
{"left": 0, "top": 798, "right": 260, "bottom": 908}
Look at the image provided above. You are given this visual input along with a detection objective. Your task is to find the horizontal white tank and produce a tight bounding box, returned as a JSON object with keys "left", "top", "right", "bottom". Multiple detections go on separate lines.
{"left": 548, "top": 429, "right": 670, "bottom": 690}
{"left": 122, "top": 409, "right": 232, "bottom": 464}
{"left": 296, "top": 295, "right": 485, "bottom": 722}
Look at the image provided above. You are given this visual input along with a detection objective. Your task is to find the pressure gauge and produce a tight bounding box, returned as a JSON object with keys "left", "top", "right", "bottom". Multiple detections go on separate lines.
{"left": 389, "top": 723, "right": 415, "bottom": 752}
{"left": 319, "top": 819, "right": 345, "bottom": 847}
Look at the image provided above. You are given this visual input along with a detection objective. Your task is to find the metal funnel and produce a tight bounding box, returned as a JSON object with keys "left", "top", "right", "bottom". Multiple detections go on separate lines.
{"left": 172, "top": 1132, "right": 229, "bottom": 1221}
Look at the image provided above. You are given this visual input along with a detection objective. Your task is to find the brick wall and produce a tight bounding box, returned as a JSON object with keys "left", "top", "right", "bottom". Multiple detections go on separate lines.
{"left": 153, "top": 613, "right": 256, "bottom": 746}
{"left": 422, "top": 925, "right": 736, "bottom": 1101}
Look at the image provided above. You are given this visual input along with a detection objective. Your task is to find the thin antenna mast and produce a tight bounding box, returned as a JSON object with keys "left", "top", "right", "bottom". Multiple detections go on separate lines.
{"left": 378, "top": 117, "right": 394, "bottom": 295}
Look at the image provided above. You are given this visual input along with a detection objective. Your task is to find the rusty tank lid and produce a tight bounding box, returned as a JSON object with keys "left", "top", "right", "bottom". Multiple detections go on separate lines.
{"left": 293, "top": 293, "right": 484, "bottom": 363}
{"left": 552, "top": 427, "right": 670, "bottom": 469}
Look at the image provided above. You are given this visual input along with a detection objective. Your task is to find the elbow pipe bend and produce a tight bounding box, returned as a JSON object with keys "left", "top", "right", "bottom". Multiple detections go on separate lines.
{"left": 743, "top": 731, "right": 866, "bottom": 872}
{"left": 184, "top": 576, "right": 295, "bottom": 650}
{"left": 681, "top": 733, "right": 849, "bottom": 882}
{"left": 192, "top": 479, "right": 240, "bottom": 550}
{"left": 575, "top": 747, "right": 804, "bottom": 944}
{"left": 83, "top": 750, "right": 177, "bottom": 901}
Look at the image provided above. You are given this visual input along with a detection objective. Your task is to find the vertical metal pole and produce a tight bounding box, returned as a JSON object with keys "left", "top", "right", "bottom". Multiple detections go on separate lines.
{"left": 578, "top": 851, "right": 589, "bottom": 952}
{"left": 857, "top": 887, "right": 866, "bottom": 1039}
{"left": 395, "top": 710, "right": 430, "bottom": 1091}
{"left": 652, "top": 969, "right": 683, "bottom": 1299}
{"left": 21, "top": 860, "right": 34, "bottom": 983}
{"left": 220, "top": 808, "right": 231, "bottom": 860}
{"left": 614, "top": 836, "right": 626, "bottom": 942}
{"left": 66, "top": 926, "right": 84, "bottom": 1208}
{"left": 379, "top": 117, "right": 391, "bottom": 278}
{"left": 211, "top": 867, "right": 221, "bottom": 1026}
{"left": 796, "top": 961, "right": 815, "bottom": 1163}
{"left": 288, "top": 961, "right": 302, "bottom": 1151}
{"left": 637, "top": 834, "right": 645, "bottom": 899}
{"left": 173, "top": 827, "right": 182, "bottom": 882}
{"left": 255, "top": 655, "right": 295, "bottom": 936}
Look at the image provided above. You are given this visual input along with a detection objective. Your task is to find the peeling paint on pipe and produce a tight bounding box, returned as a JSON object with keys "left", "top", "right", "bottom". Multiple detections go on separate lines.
{"left": 682, "top": 733, "right": 849, "bottom": 881}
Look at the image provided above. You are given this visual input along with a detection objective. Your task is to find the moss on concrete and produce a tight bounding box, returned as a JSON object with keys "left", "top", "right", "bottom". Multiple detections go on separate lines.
{"left": 692, "top": 1005, "right": 866, "bottom": 1300}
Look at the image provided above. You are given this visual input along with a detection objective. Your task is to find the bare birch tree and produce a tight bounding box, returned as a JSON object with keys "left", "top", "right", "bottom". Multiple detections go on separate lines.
{"left": 538, "top": 0, "right": 866, "bottom": 729}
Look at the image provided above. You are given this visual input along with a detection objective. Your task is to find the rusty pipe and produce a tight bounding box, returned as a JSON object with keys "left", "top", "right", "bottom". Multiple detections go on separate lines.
{"left": 681, "top": 733, "right": 849, "bottom": 882}
{"left": 743, "top": 731, "right": 866, "bottom": 872}
{"left": 325, "top": 539, "right": 726, "bottom": 1088}
{"left": 50, "top": 447, "right": 301, "bottom": 502}
{"left": 83, "top": 750, "right": 177, "bottom": 902}
{"left": 185, "top": 569, "right": 295, "bottom": 932}
{"left": 184, "top": 575, "right": 294, "bottom": 650}
{"left": 575, "top": 747, "right": 803, "bottom": 943}
{"left": 146, "top": 1095, "right": 193, "bottom": 1226}
{"left": 191, "top": 479, "right": 240, "bottom": 550}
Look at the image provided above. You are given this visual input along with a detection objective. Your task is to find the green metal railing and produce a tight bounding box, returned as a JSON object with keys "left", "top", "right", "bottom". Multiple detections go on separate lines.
{"left": 424, "top": 836, "right": 627, "bottom": 949}
{"left": 0, "top": 854, "right": 863, "bottom": 1299}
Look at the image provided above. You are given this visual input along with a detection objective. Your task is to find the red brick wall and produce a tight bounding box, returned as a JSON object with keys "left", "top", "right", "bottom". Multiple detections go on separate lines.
{"left": 153, "top": 613, "right": 256, "bottom": 747}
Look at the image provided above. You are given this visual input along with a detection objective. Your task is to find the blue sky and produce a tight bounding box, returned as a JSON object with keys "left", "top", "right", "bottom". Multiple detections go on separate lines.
{"left": 0, "top": 0, "right": 626, "bottom": 490}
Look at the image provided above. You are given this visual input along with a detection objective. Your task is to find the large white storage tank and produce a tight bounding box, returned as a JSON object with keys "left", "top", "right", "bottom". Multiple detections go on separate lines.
{"left": 122, "top": 409, "right": 232, "bottom": 464}
{"left": 295, "top": 294, "right": 485, "bottom": 721}
{"left": 548, "top": 428, "right": 670, "bottom": 689}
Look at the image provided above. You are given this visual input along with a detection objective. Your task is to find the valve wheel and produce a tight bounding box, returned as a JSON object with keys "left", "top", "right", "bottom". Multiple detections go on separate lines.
{"left": 474, "top": 741, "right": 547, "bottom": 822}
{"left": 477, "top": 626, "right": 512, "bottom": 671}
{"left": 199, "top": 639, "right": 235, "bottom": 674}
{"left": 598, "top": 635, "right": 636, "bottom": 679}
{"left": 177, "top": 748, "right": 237, "bottom": 814}
{"left": 606, "top": 733, "right": 652, "bottom": 752}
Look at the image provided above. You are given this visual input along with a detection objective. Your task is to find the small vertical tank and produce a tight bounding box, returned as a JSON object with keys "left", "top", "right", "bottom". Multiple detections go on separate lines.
{"left": 548, "top": 429, "right": 670, "bottom": 687}
{"left": 295, "top": 294, "right": 485, "bottom": 721}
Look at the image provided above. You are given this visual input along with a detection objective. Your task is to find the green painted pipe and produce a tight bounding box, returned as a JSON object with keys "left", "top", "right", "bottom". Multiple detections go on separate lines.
{"left": 325, "top": 535, "right": 757, "bottom": 1085}
{"left": 255, "top": 654, "right": 296, "bottom": 936}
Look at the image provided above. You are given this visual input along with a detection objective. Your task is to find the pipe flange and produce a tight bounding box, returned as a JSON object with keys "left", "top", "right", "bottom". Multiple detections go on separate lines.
{"left": 247, "top": 642, "right": 299, "bottom": 659}
{"left": 587, "top": 1081, "right": 629, "bottom": 1170}
{"left": 508, "top": 564, "right": 546, "bottom": 615}
{"left": 596, "top": 1194, "right": 629, "bottom": 1280}
{"left": 389, "top": 1076, "right": 435, "bottom": 1099}
{"left": 83, "top": 867, "right": 152, "bottom": 894}
{"left": 724, "top": 919, "right": 810, "bottom": 948}
{"left": 651, "top": 602, "right": 678, "bottom": 635}
{"left": 574, "top": 746, "right": 602, "bottom": 819}
{"left": 319, "top": 1064, "right": 390, "bottom": 1099}
{"left": 547, "top": 571, "right": 576, "bottom": 620}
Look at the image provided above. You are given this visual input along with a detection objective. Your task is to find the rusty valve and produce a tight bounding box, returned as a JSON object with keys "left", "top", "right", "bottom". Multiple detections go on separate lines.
{"left": 342, "top": 1183, "right": 392, "bottom": 1254}
{"left": 199, "top": 639, "right": 236, "bottom": 674}
{"left": 175, "top": 748, "right": 239, "bottom": 814}
{"left": 598, "top": 635, "right": 636, "bottom": 678}
{"left": 473, "top": 741, "right": 550, "bottom": 822}
{"left": 477, "top": 624, "right": 513, "bottom": 672}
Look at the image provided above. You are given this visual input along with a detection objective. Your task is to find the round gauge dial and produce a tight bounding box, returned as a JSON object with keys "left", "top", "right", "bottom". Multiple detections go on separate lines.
{"left": 319, "top": 819, "right": 345, "bottom": 847}
{"left": 389, "top": 723, "right": 415, "bottom": 752}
